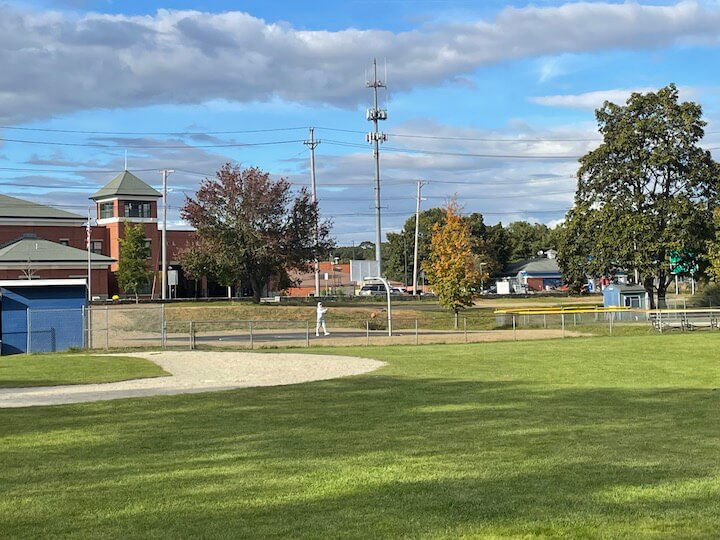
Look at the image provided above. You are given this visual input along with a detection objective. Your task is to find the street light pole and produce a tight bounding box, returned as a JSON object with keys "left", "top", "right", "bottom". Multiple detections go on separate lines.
{"left": 160, "top": 169, "right": 174, "bottom": 301}
{"left": 412, "top": 179, "right": 425, "bottom": 296}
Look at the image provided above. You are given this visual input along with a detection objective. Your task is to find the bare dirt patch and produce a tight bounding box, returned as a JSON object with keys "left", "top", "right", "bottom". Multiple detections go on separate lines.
{"left": 0, "top": 351, "right": 384, "bottom": 408}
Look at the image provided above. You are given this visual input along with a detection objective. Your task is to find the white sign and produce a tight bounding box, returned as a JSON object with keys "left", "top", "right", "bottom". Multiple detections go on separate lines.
{"left": 168, "top": 269, "right": 179, "bottom": 286}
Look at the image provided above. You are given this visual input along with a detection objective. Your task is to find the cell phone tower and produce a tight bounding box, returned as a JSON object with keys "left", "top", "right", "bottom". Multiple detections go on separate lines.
{"left": 365, "top": 58, "right": 388, "bottom": 275}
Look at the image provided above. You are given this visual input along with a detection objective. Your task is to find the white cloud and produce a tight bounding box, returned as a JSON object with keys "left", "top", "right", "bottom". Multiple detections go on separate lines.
{"left": 1, "top": 2, "right": 720, "bottom": 122}
{"left": 530, "top": 86, "right": 699, "bottom": 109}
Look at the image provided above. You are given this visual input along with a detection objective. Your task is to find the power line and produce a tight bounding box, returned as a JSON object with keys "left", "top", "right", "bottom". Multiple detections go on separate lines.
{"left": 322, "top": 139, "right": 586, "bottom": 159}
{"left": 6, "top": 122, "right": 717, "bottom": 144}
{"left": 0, "top": 137, "right": 306, "bottom": 149}
{"left": 0, "top": 126, "right": 307, "bottom": 136}
{"left": 317, "top": 126, "right": 602, "bottom": 142}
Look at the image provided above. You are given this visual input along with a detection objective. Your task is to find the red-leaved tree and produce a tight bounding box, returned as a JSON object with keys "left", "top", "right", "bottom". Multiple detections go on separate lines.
{"left": 180, "top": 163, "right": 333, "bottom": 302}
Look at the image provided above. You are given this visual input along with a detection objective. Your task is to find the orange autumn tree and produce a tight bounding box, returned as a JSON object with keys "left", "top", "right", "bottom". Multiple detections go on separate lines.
{"left": 424, "top": 201, "right": 480, "bottom": 315}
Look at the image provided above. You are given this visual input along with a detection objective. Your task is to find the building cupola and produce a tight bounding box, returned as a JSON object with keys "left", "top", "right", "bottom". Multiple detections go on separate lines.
{"left": 90, "top": 171, "right": 161, "bottom": 224}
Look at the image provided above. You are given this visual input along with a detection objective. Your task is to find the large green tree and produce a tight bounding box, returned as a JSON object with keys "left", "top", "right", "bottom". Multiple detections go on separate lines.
{"left": 180, "top": 164, "right": 333, "bottom": 302}
{"left": 117, "top": 223, "right": 151, "bottom": 303}
{"left": 506, "top": 221, "right": 555, "bottom": 262}
{"left": 383, "top": 208, "right": 446, "bottom": 283}
{"left": 558, "top": 84, "right": 720, "bottom": 308}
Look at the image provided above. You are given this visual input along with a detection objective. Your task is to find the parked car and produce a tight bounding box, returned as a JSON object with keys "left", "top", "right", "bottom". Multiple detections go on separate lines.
{"left": 358, "top": 284, "right": 408, "bottom": 296}
{"left": 359, "top": 284, "right": 386, "bottom": 296}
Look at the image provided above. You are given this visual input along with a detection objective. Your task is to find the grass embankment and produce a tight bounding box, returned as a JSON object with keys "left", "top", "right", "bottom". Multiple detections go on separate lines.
{"left": 164, "top": 302, "right": 500, "bottom": 331}
{"left": 2, "top": 334, "right": 720, "bottom": 537}
{"left": 0, "top": 354, "right": 168, "bottom": 388}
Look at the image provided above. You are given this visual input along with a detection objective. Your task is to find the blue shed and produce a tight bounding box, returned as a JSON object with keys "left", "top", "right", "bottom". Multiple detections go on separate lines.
{"left": 0, "top": 279, "right": 87, "bottom": 355}
{"left": 603, "top": 284, "right": 648, "bottom": 309}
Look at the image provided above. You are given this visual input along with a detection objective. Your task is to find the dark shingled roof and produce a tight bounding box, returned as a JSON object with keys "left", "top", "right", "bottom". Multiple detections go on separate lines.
{"left": 90, "top": 171, "right": 161, "bottom": 200}
{"left": 0, "top": 194, "right": 82, "bottom": 220}
{"left": 503, "top": 257, "right": 561, "bottom": 276}
{"left": 0, "top": 236, "right": 114, "bottom": 264}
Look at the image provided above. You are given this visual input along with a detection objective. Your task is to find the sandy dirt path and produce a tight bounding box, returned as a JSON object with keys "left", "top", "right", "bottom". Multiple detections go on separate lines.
{"left": 0, "top": 351, "right": 384, "bottom": 408}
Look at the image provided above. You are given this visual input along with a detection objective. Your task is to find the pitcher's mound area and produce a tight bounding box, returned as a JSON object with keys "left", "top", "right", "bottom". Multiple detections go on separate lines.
{"left": 0, "top": 351, "right": 384, "bottom": 408}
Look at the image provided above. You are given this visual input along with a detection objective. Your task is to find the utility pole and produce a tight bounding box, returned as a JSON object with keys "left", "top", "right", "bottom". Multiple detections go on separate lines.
{"left": 160, "top": 169, "right": 174, "bottom": 301}
{"left": 304, "top": 127, "right": 321, "bottom": 297}
{"left": 412, "top": 179, "right": 425, "bottom": 296}
{"left": 86, "top": 206, "right": 92, "bottom": 302}
{"left": 366, "top": 58, "right": 388, "bottom": 275}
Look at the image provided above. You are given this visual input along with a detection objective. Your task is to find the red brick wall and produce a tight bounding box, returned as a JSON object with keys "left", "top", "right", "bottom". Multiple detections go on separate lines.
{"left": 166, "top": 230, "right": 195, "bottom": 261}
{"left": 0, "top": 225, "right": 87, "bottom": 251}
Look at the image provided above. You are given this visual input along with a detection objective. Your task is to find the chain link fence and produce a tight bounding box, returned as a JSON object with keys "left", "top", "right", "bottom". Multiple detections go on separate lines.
{"left": 14, "top": 303, "right": 720, "bottom": 354}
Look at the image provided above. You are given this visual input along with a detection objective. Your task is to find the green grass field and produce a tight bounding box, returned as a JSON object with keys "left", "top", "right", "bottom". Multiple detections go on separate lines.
{"left": 2, "top": 334, "right": 720, "bottom": 537}
{"left": 0, "top": 354, "right": 168, "bottom": 388}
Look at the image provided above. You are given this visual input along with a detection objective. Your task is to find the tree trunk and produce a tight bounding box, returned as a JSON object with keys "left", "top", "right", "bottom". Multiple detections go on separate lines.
{"left": 135, "top": 291, "right": 139, "bottom": 305}
{"left": 643, "top": 277, "right": 656, "bottom": 310}
{"left": 657, "top": 276, "right": 669, "bottom": 310}
{"left": 249, "top": 276, "right": 262, "bottom": 304}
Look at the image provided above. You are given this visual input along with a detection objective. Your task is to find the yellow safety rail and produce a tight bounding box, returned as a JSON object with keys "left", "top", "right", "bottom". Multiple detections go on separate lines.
{"left": 494, "top": 306, "right": 631, "bottom": 315}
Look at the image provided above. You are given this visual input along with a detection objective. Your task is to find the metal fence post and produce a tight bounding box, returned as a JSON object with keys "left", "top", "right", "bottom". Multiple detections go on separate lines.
{"left": 609, "top": 313, "right": 614, "bottom": 335}
{"left": 543, "top": 314, "right": 547, "bottom": 329}
{"left": 87, "top": 306, "right": 92, "bottom": 350}
{"left": 161, "top": 303, "right": 166, "bottom": 349}
{"left": 306, "top": 321, "right": 310, "bottom": 348}
{"left": 512, "top": 314, "right": 517, "bottom": 341}
{"left": 415, "top": 319, "right": 419, "bottom": 345}
{"left": 189, "top": 321, "right": 194, "bottom": 350}
{"left": 105, "top": 305, "right": 109, "bottom": 350}
{"left": 463, "top": 317, "right": 467, "bottom": 343}
{"left": 658, "top": 309, "right": 663, "bottom": 333}
{"left": 561, "top": 313, "right": 565, "bottom": 338}
{"left": 249, "top": 321, "right": 254, "bottom": 350}
{"left": 366, "top": 320, "right": 370, "bottom": 346}
{"left": 27, "top": 308, "right": 31, "bottom": 355}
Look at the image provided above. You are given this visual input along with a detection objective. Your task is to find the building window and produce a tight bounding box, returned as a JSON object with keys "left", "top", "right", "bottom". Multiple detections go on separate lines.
{"left": 144, "top": 239, "right": 152, "bottom": 259}
{"left": 124, "top": 201, "right": 152, "bottom": 218}
{"left": 90, "top": 240, "right": 103, "bottom": 254}
{"left": 58, "top": 238, "right": 69, "bottom": 246}
{"left": 99, "top": 202, "right": 114, "bottom": 219}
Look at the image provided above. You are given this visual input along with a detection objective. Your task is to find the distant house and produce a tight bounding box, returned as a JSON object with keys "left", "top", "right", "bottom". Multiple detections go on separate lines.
{"left": 501, "top": 251, "right": 562, "bottom": 292}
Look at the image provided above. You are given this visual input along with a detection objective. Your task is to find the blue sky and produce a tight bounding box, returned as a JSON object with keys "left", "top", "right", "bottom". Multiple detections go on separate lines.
{"left": 2, "top": 0, "right": 720, "bottom": 242}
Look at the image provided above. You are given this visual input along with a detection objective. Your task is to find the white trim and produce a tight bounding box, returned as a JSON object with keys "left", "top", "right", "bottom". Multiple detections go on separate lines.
{"left": 0, "top": 262, "right": 112, "bottom": 269}
{"left": 94, "top": 195, "right": 159, "bottom": 203}
{"left": 96, "top": 216, "right": 156, "bottom": 225}
{"left": 0, "top": 218, "right": 86, "bottom": 227}
{"left": 0, "top": 278, "right": 87, "bottom": 287}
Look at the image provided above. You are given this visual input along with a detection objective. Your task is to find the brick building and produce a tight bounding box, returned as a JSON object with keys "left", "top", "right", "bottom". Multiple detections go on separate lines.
{"left": 0, "top": 171, "right": 197, "bottom": 298}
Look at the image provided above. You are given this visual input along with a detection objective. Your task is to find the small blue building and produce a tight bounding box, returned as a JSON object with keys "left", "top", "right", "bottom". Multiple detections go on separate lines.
{"left": 1, "top": 279, "right": 87, "bottom": 355}
{"left": 603, "top": 284, "right": 648, "bottom": 309}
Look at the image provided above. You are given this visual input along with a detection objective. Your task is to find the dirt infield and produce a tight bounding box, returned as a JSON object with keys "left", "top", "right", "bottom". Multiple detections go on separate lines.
{"left": 0, "top": 351, "right": 384, "bottom": 408}
{"left": 185, "top": 327, "right": 590, "bottom": 350}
